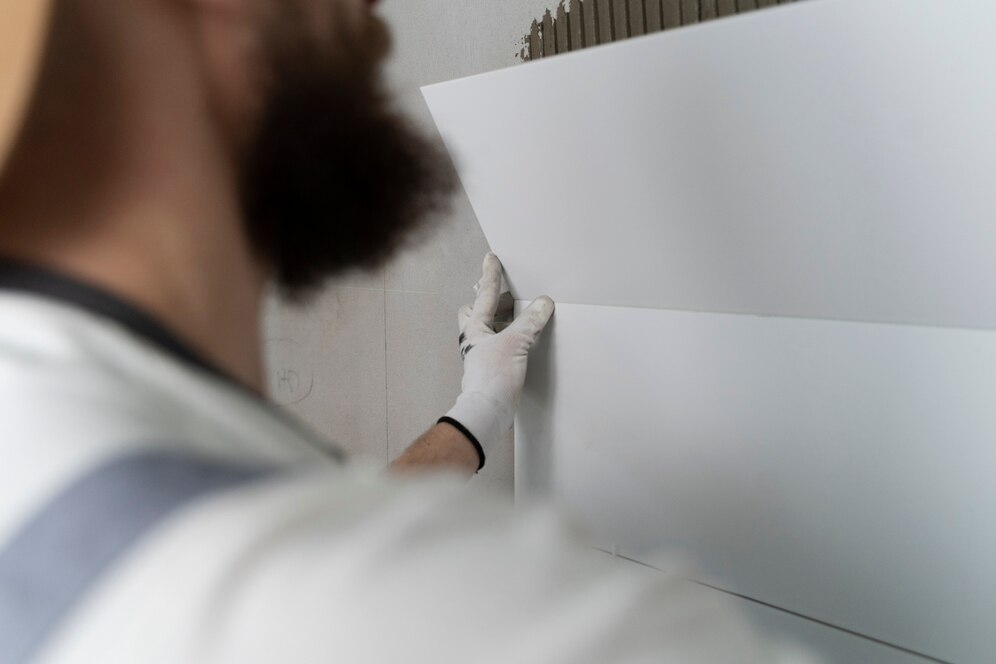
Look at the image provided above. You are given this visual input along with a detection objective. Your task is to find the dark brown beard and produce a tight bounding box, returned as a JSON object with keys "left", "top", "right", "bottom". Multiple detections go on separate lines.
{"left": 239, "top": 7, "right": 454, "bottom": 300}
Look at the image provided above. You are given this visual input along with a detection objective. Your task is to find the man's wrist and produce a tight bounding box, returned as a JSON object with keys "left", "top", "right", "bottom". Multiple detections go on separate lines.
{"left": 436, "top": 416, "right": 486, "bottom": 471}
{"left": 443, "top": 392, "right": 510, "bottom": 457}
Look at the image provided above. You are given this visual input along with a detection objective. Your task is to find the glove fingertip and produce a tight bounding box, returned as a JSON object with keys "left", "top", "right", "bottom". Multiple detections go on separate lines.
{"left": 508, "top": 295, "right": 556, "bottom": 344}
{"left": 530, "top": 296, "right": 556, "bottom": 324}
{"left": 458, "top": 304, "right": 473, "bottom": 330}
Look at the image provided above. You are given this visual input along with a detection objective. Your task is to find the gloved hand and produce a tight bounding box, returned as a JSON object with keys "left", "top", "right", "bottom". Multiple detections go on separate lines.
{"left": 440, "top": 254, "right": 555, "bottom": 470}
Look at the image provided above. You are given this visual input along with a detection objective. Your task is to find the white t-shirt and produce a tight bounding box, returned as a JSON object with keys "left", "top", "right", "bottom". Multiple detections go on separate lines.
{"left": 0, "top": 265, "right": 807, "bottom": 663}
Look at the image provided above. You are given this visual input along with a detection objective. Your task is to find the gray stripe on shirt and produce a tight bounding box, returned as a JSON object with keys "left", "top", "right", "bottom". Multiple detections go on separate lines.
{"left": 0, "top": 451, "right": 274, "bottom": 664}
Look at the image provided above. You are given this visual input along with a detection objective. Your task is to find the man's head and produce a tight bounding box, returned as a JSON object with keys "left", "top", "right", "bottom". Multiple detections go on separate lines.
{"left": 0, "top": 0, "right": 453, "bottom": 299}
{"left": 238, "top": 1, "right": 453, "bottom": 297}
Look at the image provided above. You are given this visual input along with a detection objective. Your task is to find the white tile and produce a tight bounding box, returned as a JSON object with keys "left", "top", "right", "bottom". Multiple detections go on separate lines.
{"left": 384, "top": 194, "right": 492, "bottom": 297}
{"left": 385, "top": 292, "right": 462, "bottom": 462}
{"left": 381, "top": 0, "right": 553, "bottom": 92}
{"left": 324, "top": 266, "right": 385, "bottom": 292}
{"left": 386, "top": 291, "right": 514, "bottom": 495}
{"left": 264, "top": 286, "right": 387, "bottom": 465}
{"left": 423, "top": 0, "right": 996, "bottom": 330}
{"left": 517, "top": 301, "right": 996, "bottom": 662}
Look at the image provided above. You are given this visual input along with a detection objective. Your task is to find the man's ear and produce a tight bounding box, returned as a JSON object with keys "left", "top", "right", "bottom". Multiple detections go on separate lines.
{"left": 182, "top": 0, "right": 263, "bottom": 146}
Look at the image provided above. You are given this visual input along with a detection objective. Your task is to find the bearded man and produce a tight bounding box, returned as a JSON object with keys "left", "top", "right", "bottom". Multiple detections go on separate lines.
{"left": 0, "top": 2, "right": 788, "bottom": 662}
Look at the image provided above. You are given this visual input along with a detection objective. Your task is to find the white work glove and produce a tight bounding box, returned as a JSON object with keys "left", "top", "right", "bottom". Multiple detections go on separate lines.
{"left": 440, "top": 254, "right": 555, "bottom": 470}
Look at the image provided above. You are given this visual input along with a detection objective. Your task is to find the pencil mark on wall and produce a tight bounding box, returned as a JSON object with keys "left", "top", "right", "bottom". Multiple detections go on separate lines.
{"left": 519, "top": 0, "right": 800, "bottom": 61}
{"left": 265, "top": 338, "right": 315, "bottom": 406}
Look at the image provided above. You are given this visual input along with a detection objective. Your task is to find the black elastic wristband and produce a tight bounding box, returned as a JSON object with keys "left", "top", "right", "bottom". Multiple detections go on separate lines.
{"left": 437, "top": 416, "right": 486, "bottom": 472}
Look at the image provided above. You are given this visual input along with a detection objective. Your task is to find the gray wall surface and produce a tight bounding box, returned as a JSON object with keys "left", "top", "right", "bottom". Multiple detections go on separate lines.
{"left": 263, "top": 1, "right": 556, "bottom": 495}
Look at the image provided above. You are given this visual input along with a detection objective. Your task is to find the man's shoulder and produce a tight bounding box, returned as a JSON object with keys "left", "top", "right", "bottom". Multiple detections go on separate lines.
{"left": 35, "top": 465, "right": 788, "bottom": 664}
{"left": 0, "top": 291, "right": 334, "bottom": 489}
{"left": 30, "top": 465, "right": 494, "bottom": 662}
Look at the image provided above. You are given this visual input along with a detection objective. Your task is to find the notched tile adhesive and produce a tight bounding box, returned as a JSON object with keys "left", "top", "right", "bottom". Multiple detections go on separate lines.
{"left": 517, "top": 0, "right": 800, "bottom": 61}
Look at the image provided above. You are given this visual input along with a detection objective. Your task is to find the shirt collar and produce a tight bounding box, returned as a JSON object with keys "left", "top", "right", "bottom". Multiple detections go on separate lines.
{"left": 0, "top": 258, "right": 346, "bottom": 462}
{"left": 0, "top": 258, "right": 238, "bottom": 387}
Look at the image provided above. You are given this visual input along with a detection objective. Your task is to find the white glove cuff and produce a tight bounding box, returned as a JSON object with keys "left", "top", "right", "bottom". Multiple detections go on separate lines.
{"left": 443, "top": 392, "right": 512, "bottom": 468}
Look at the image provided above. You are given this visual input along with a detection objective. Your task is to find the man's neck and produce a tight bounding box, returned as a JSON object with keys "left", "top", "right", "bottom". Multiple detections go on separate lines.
{"left": 0, "top": 197, "right": 269, "bottom": 393}
{"left": 0, "top": 84, "right": 269, "bottom": 393}
{"left": 0, "top": 0, "right": 272, "bottom": 393}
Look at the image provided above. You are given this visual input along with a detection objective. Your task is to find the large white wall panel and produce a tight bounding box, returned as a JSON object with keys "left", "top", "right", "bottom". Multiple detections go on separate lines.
{"left": 424, "top": 0, "right": 996, "bottom": 660}
{"left": 516, "top": 302, "right": 996, "bottom": 662}
{"left": 424, "top": 0, "right": 996, "bottom": 330}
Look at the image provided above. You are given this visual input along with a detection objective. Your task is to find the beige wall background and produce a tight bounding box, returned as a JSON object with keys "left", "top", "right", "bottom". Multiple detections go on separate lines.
{"left": 263, "top": 1, "right": 556, "bottom": 496}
